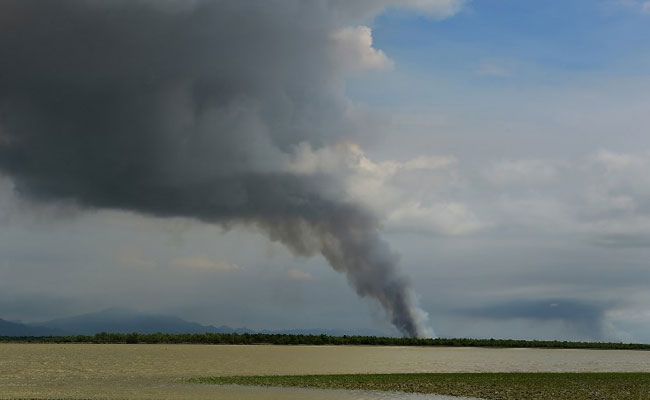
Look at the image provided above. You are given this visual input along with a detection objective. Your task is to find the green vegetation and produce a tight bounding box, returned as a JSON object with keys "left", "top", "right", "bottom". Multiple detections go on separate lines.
{"left": 2, "top": 332, "right": 650, "bottom": 350}
{"left": 192, "top": 373, "right": 650, "bottom": 400}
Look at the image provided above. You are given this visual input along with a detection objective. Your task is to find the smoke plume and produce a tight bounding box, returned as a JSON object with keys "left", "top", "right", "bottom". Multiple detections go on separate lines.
{"left": 0, "top": 0, "right": 444, "bottom": 337}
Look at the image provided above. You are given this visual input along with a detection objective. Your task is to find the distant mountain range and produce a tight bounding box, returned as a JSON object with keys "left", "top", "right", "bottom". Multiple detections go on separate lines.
{"left": 0, "top": 318, "right": 62, "bottom": 337}
{"left": 31, "top": 308, "right": 242, "bottom": 335}
{"left": 0, "top": 308, "right": 385, "bottom": 337}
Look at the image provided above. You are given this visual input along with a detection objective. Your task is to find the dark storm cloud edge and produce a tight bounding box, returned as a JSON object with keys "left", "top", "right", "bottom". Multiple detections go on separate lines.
{"left": 460, "top": 299, "right": 608, "bottom": 340}
{"left": 0, "top": 0, "right": 431, "bottom": 337}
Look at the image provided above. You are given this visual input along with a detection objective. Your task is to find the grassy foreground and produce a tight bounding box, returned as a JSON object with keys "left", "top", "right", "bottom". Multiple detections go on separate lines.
{"left": 192, "top": 373, "right": 650, "bottom": 400}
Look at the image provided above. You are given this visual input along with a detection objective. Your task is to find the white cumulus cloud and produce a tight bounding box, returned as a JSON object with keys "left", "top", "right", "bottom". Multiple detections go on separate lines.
{"left": 331, "top": 26, "right": 394, "bottom": 72}
{"left": 394, "top": 0, "right": 468, "bottom": 18}
{"left": 288, "top": 142, "right": 481, "bottom": 236}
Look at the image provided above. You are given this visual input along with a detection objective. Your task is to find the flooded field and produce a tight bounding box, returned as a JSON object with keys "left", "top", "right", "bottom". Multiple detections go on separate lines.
{"left": 1, "top": 344, "right": 649, "bottom": 399}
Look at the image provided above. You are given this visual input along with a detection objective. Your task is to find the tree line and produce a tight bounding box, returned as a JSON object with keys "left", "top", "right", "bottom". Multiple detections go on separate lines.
{"left": 1, "top": 332, "right": 650, "bottom": 350}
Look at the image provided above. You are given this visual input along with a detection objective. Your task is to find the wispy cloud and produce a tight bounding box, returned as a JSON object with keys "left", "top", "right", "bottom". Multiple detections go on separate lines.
{"left": 476, "top": 59, "right": 513, "bottom": 77}
{"left": 617, "top": 0, "right": 650, "bottom": 14}
{"left": 287, "top": 268, "right": 312, "bottom": 281}
{"left": 117, "top": 248, "right": 156, "bottom": 270}
{"left": 171, "top": 256, "right": 240, "bottom": 272}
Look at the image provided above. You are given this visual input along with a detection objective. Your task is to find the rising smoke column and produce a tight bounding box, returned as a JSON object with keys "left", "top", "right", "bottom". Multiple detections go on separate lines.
{"left": 257, "top": 205, "right": 430, "bottom": 338}
{"left": 0, "top": 0, "right": 438, "bottom": 337}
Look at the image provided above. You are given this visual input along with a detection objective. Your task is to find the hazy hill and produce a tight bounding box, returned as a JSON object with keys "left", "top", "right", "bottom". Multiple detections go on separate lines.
{"left": 32, "top": 308, "right": 234, "bottom": 335}
{"left": 0, "top": 319, "right": 61, "bottom": 337}
{"left": 0, "top": 308, "right": 386, "bottom": 337}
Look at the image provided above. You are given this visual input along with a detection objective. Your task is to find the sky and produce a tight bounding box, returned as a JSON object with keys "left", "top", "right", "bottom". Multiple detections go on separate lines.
{"left": 1, "top": 0, "right": 650, "bottom": 341}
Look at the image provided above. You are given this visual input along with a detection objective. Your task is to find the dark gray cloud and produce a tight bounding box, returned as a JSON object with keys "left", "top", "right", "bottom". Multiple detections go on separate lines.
{"left": 0, "top": 0, "right": 437, "bottom": 337}
{"left": 458, "top": 299, "right": 609, "bottom": 340}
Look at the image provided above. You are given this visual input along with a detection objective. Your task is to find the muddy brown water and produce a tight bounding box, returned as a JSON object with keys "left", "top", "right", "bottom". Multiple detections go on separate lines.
{"left": 2, "top": 344, "right": 649, "bottom": 399}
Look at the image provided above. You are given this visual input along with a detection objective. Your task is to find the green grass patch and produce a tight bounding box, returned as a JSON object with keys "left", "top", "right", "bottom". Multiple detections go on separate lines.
{"left": 191, "top": 373, "right": 650, "bottom": 400}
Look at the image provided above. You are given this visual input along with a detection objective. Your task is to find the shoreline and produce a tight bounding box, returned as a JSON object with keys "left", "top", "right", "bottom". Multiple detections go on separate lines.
{"left": 2, "top": 333, "right": 649, "bottom": 351}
